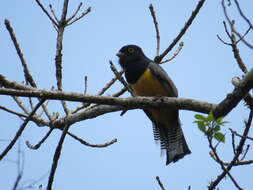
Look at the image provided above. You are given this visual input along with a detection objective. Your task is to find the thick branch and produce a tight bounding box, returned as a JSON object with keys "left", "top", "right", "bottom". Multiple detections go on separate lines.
{"left": 213, "top": 69, "right": 253, "bottom": 117}
{"left": 0, "top": 88, "right": 215, "bottom": 113}
{"left": 1, "top": 68, "right": 253, "bottom": 129}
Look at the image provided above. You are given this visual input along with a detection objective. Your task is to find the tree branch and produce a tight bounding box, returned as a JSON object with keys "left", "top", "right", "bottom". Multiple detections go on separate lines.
{"left": 154, "top": 0, "right": 206, "bottom": 63}
{"left": 0, "top": 99, "right": 45, "bottom": 161}
{"left": 208, "top": 109, "right": 253, "bottom": 190}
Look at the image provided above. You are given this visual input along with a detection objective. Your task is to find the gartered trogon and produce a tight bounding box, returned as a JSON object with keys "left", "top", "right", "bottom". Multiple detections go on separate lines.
{"left": 117, "top": 45, "right": 191, "bottom": 165}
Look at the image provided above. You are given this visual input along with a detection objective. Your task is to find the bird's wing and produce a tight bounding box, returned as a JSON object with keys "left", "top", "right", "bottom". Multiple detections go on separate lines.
{"left": 148, "top": 62, "right": 178, "bottom": 97}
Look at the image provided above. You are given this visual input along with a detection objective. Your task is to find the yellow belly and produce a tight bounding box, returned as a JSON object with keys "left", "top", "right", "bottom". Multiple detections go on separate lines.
{"left": 131, "top": 68, "right": 171, "bottom": 125}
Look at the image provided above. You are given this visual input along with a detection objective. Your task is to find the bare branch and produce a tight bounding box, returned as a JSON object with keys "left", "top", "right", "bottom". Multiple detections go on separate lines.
{"left": 233, "top": 0, "right": 253, "bottom": 29}
{"left": 98, "top": 70, "right": 124, "bottom": 96}
{"left": 109, "top": 61, "right": 133, "bottom": 96}
{"left": 47, "top": 124, "right": 70, "bottom": 190}
{"left": 4, "top": 19, "right": 37, "bottom": 87}
{"left": 149, "top": 4, "right": 160, "bottom": 56}
{"left": 84, "top": 76, "right": 88, "bottom": 95}
{"left": 0, "top": 87, "right": 215, "bottom": 117}
{"left": 0, "top": 105, "right": 27, "bottom": 118}
{"left": 159, "top": 42, "right": 184, "bottom": 64}
{"left": 0, "top": 99, "right": 45, "bottom": 161}
{"left": 66, "top": 2, "right": 83, "bottom": 23}
{"left": 111, "top": 87, "right": 127, "bottom": 97}
{"left": 155, "top": 0, "right": 206, "bottom": 63}
{"left": 67, "top": 132, "right": 117, "bottom": 148}
{"left": 156, "top": 176, "right": 166, "bottom": 190}
{"left": 213, "top": 69, "right": 253, "bottom": 117}
{"left": 26, "top": 128, "right": 54, "bottom": 150}
{"left": 34, "top": 0, "right": 58, "bottom": 27}
{"left": 12, "top": 96, "right": 30, "bottom": 115}
{"left": 217, "top": 34, "right": 231, "bottom": 45}
{"left": 54, "top": 0, "right": 70, "bottom": 115}
{"left": 209, "top": 144, "right": 244, "bottom": 190}
{"left": 0, "top": 103, "right": 49, "bottom": 127}
{"left": 221, "top": 0, "right": 249, "bottom": 73}
{"left": 49, "top": 4, "right": 59, "bottom": 23}
{"left": 208, "top": 109, "right": 253, "bottom": 190}
{"left": 66, "top": 7, "right": 91, "bottom": 26}
{"left": 230, "top": 128, "right": 253, "bottom": 141}
{"left": 71, "top": 70, "right": 124, "bottom": 114}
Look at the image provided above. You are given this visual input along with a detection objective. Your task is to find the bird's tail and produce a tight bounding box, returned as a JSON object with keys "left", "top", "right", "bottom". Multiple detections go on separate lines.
{"left": 152, "top": 112, "right": 191, "bottom": 165}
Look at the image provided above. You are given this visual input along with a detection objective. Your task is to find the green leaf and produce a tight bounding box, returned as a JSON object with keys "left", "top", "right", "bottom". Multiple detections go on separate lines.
{"left": 219, "top": 121, "right": 229, "bottom": 125}
{"left": 206, "top": 112, "right": 214, "bottom": 122}
{"left": 198, "top": 124, "right": 206, "bottom": 133}
{"left": 194, "top": 114, "right": 207, "bottom": 121}
{"left": 214, "top": 132, "right": 225, "bottom": 143}
{"left": 216, "top": 116, "right": 223, "bottom": 123}
{"left": 213, "top": 125, "right": 221, "bottom": 132}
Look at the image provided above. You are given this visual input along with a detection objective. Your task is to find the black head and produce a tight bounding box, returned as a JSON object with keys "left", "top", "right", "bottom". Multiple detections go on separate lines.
{"left": 116, "top": 45, "right": 147, "bottom": 69}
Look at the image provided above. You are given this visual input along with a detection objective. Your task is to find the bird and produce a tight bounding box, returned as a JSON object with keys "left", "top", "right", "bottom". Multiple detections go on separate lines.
{"left": 116, "top": 44, "right": 191, "bottom": 165}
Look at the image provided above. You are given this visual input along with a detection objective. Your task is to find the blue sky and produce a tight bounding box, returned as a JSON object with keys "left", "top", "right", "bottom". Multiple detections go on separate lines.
{"left": 1, "top": 0, "right": 253, "bottom": 189}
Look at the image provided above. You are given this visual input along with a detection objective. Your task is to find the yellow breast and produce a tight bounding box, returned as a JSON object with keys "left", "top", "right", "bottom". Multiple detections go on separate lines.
{"left": 131, "top": 68, "right": 168, "bottom": 96}
{"left": 131, "top": 68, "right": 171, "bottom": 125}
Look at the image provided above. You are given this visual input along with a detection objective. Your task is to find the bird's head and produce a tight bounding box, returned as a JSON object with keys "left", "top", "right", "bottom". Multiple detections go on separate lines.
{"left": 116, "top": 45, "right": 146, "bottom": 69}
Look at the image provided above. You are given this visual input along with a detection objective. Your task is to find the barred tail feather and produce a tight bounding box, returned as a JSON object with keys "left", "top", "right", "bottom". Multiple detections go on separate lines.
{"left": 152, "top": 118, "right": 191, "bottom": 165}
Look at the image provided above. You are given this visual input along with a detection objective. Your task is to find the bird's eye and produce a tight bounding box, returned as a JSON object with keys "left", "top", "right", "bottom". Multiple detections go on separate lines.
{"left": 128, "top": 47, "right": 135, "bottom": 53}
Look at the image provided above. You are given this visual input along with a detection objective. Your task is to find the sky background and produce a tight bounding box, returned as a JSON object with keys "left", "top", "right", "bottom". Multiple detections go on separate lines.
{"left": 0, "top": 0, "right": 253, "bottom": 189}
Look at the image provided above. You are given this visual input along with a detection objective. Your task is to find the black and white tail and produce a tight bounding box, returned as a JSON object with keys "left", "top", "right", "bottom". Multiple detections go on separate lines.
{"left": 152, "top": 111, "right": 191, "bottom": 165}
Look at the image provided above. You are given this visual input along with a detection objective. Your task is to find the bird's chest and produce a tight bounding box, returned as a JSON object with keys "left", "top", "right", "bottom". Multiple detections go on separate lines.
{"left": 131, "top": 68, "right": 168, "bottom": 96}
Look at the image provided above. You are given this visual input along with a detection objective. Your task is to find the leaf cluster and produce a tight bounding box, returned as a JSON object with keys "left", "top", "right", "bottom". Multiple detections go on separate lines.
{"left": 194, "top": 112, "right": 228, "bottom": 142}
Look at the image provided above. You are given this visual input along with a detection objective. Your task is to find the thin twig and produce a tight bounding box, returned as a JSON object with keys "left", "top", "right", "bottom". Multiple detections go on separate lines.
{"left": 109, "top": 60, "right": 133, "bottom": 96}
{"left": 222, "top": 160, "right": 253, "bottom": 166}
{"left": 71, "top": 70, "right": 124, "bottom": 114}
{"left": 155, "top": 0, "right": 206, "bottom": 63}
{"left": 0, "top": 104, "right": 49, "bottom": 127}
{"left": 208, "top": 109, "right": 253, "bottom": 190}
{"left": 209, "top": 143, "right": 244, "bottom": 190}
{"left": 240, "top": 144, "right": 250, "bottom": 161}
{"left": 84, "top": 76, "right": 88, "bottom": 95}
{"left": 4, "top": 19, "right": 37, "bottom": 87}
{"left": 235, "top": 27, "right": 251, "bottom": 44}
{"left": 66, "top": 7, "right": 91, "bottom": 26}
{"left": 217, "top": 34, "right": 231, "bottom": 45}
{"left": 12, "top": 140, "right": 24, "bottom": 190}
{"left": 67, "top": 132, "right": 117, "bottom": 148}
{"left": 0, "top": 105, "right": 27, "bottom": 118}
{"left": 28, "top": 97, "right": 34, "bottom": 110}
{"left": 221, "top": 0, "right": 248, "bottom": 73}
{"left": 109, "top": 61, "right": 134, "bottom": 116}
{"left": 221, "top": 0, "right": 253, "bottom": 49}
{"left": 66, "top": 2, "right": 83, "bottom": 23}
{"left": 233, "top": 28, "right": 253, "bottom": 49}
{"left": 156, "top": 176, "right": 166, "bottom": 190}
{"left": 26, "top": 128, "right": 54, "bottom": 150}
{"left": 231, "top": 133, "right": 236, "bottom": 155}
{"left": 12, "top": 96, "right": 30, "bottom": 115}
{"left": 98, "top": 70, "right": 124, "bottom": 96}
{"left": 233, "top": 0, "right": 253, "bottom": 29}
{"left": 49, "top": 4, "right": 59, "bottom": 23}
{"left": 47, "top": 124, "right": 70, "bottom": 190}
{"left": 34, "top": 0, "right": 58, "bottom": 27}
{"left": 0, "top": 99, "right": 45, "bottom": 161}
{"left": 149, "top": 4, "right": 160, "bottom": 56}
{"left": 5, "top": 19, "right": 54, "bottom": 120}
{"left": 111, "top": 87, "right": 128, "bottom": 97}
{"left": 230, "top": 128, "right": 253, "bottom": 141}
{"left": 159, "top": 42, "right": 184, "bottom": 64}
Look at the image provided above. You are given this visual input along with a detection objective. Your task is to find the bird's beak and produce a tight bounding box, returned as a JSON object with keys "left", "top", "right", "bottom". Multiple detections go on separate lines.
{"left": 116, "top": 51, "right": 124, "bottom": 57}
